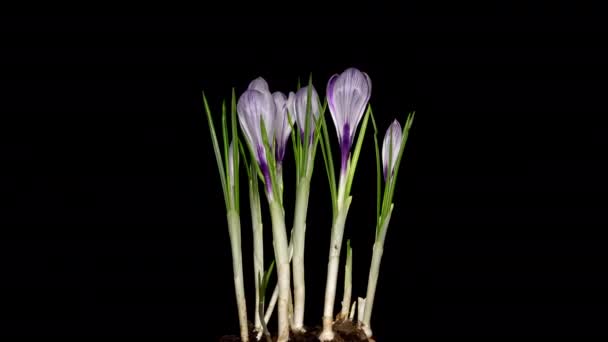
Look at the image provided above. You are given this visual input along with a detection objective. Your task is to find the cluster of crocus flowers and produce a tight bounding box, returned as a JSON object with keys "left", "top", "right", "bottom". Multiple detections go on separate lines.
{"left": 204, "top": 67, "right": 414, "bottom": 342}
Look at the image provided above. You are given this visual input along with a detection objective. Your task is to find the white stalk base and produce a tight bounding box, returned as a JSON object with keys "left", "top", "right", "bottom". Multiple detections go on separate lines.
{"left": 318, "top": 316, "right": 335, "bottom": 341}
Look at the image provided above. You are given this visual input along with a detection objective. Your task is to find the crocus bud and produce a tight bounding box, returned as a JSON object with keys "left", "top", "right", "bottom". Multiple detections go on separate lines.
{"left": 382, "top": 119, "right": 402, "bottom": 182}
{"left": 287, "top": 85, "right": 320, "bottom": 143}
{"left": 237, "top": 77, "right": 276, "bottom": 194}
{"left": 326, "top": 67, "right": 372, "bottom": 172}
{"left": 272, "top": 91, "right": 291, "bottom": 163}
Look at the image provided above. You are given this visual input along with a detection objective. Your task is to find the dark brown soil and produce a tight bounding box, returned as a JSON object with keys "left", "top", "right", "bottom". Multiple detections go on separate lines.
{"left": 219, "top": 320, "right": 372, "bottom": 342}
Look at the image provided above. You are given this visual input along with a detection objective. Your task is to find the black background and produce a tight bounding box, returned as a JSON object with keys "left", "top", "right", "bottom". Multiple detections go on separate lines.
{"left": 1, "top": 5, "right": 607, "bottom": 339}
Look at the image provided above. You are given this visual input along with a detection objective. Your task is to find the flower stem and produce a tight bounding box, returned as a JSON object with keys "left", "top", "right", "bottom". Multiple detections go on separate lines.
{"left": 249, "top": 179, "right": 264, "bottom": 332}
{"left": 349, "top": 301, "right": 357, "bottom": 320}
{"left": 227, "top": 210, "right": 249, "bottom": 342}
{"left": 262, "top": 235, "right": 294, "bottom": 336}
{"left": 292, "top": 174, "right": 311, "bottom": 331}
{"left": 320, "top": 175, "right": 352, "bottom": 341}
{"left": 268, "top": 199, "right": 291, "bottom": 342}
{"left": 339, "top": 240, "right": 353, "bottom": 320}
{"left": 361, "top": 205, "right": 394, "bottom": 338}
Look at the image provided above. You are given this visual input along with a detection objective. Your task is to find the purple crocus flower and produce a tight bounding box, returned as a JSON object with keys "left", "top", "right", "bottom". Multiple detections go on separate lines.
{"left": 287, "top": 85, "right": 320, "bottom": 144}
{"left": 382, "top": 119, "right": 402, "bottom": 182}
{"left": 272, "top": 91, "right": 291, "bottom": 163}
{"left": 237, "top": 77, "right": 276, "bottom": 195}
{"left": 326, "top": 67, "right": 372, "bottom": 173}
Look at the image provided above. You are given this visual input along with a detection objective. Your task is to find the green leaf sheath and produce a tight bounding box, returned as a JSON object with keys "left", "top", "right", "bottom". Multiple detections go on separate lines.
{"left": 345, "top": 106, "right": 371, "bottom": 196}
{"left": 202, "top": 92, "right": 228, "bottom": 210}
{"left": 231, "top": 88, "right": 240, "bottom": 213}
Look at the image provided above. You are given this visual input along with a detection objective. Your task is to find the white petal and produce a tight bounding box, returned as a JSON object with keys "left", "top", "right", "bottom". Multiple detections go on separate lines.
{"left": 326, "top": 73, "right": 342, "bottom": 141}
{"left": 248, "top": 77, "right": 270, "bottom": 92}
{"left": 331, "top": 68, "right": 372, "bottom": 146}
{"left": 273, "top": 91, "right": 291, "bottom": 161}
{"left": 237, "top": 88, "right": 275, "bottom": 166}
{"left": 382, "top": 119, "right": 402, "bottom": 181}
{"left": 294, "top": 85, "right": 320, "bottom": 139}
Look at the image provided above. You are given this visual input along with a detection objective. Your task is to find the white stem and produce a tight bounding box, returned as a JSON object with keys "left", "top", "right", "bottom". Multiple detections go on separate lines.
{"left": 262, "top": 237, "right": 294, "bottom": 329}
{"left": 357, "top": 297, "right": 366, "bottom": 323}
{"left": 349, "top": 301, "right": 357, "bottom": 321}
{"left": 320, "top": 176, "right": 351, "bottom": 341}
{"left": 362, "top": 205, "right": 394, "bottom": 338}
{"left": 268, "top": 200, "right": 291, "bottom": 342}
{"left": 227, "top": 210, "right": 249, "bottom": 342}
{"left": 263, "top": 278, "right": 279, "bottom": 327}
{"left": 292, "top": 175, "right": 311, "bottom": 331}
{"left": 288, "top": 286, "right": 295, "bottom": 330}
{"left": 340, "top": 241, "right": 353, "bottom": 320}
{"left": 257, "top": 288, "right": 271, "bottom": 342}
{"left": 250, "top": 180, "right": 264, "bottom": 332}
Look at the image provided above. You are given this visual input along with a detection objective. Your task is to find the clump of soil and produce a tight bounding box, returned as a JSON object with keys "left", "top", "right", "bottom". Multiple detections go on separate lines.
{"left": 219, "top": 320, "right": 373, "bottom": 342}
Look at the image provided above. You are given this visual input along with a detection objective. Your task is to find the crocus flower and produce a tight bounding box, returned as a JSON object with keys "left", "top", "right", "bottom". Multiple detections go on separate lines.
{"left": 326, "top": 68, "right": 372, "bottom": 172}
{"left": 237, "top": 77, "right": 276, "bottom": 193}
{"left": 288, "top": 85, "right": 320, "bottom": 143}
{"left": 382, "top": 119, "right": 402, "bottom": 182}
{"left": 272, "top": 91, "right": 291, "bottom": 163}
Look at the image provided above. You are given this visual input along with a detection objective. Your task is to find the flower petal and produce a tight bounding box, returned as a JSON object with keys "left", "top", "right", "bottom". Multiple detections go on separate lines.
{"left": 382, "top": 119, "right": 402, "bottom": 181}
{"left": 326, "top": 68, "right": 372, "bottom": 149}
{"left": 291, "top": 85, "right": 320, "bottom": 142}
{"left": 237, "top": 88, "right": 276, "bottom": 166}
{"left": 272, "top": 91, "right": 291, "bottom": 162}
{"left": 326, "top": 73, "right": 341, "bottom": 139}
{"left": 248, "top": 77, "right": 270, "bottom": 92}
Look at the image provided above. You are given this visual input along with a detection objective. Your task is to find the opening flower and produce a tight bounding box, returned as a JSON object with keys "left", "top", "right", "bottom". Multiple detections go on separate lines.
{"left": 326, "top": 67, "right": 372, "bottom": 172}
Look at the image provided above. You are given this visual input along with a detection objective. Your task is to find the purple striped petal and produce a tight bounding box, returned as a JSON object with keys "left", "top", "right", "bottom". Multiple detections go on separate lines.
{"left": 289, "top": 85, "right": 320, "bottom": 143}
{"left": 382, "top": 119, "right": 402, "bottom": 182}
{"left": 326, "top": 73, "right": 341, "bottom": 138}
{"left": 248, "top": 77, "right": 270, "bottom": 92}
{"left": 272, "top": 91, "right": 291, "bottom": 162}
{"left": 340, "top": 123, "right": 350, "bottom": 172}
{"left": 237, "top": 88, "right": 276, "bottom": 168}
{"left": 326, "top": 68, "right": 372, "bottom": 150}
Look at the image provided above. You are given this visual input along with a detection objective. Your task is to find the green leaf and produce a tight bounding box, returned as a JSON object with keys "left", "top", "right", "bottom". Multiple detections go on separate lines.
{"left": 309, "top": 98, "right": 327, "bottom": 176}
{"left": 386, "top": 111, "right": 415, "bottom": 211}
{"left": 221, "top": 100, "right": 231, "bottom": 207}
{"left": 231, "top": 88, "right": 240, "bottom": 213}
{"left": 302, "top": 74, "right": 313, "bottom": 171}
{"left": 259, "top": 260, "right": 276, "bottom": 302}
{"left": 238, "top": 136, "right": 251, "bottom": 179}
{"left": 345, "top": 105, "right": 371, "bottom": 196}
{"left": 239, "top": 120, "right": 265, "bottom": 184}
{"left": 250, "top": 163, "right": 259, "bottom": 195}
{"left": 370, "top": 111, "right": 382, "bottom": 233}
{"left": 287, "top": 109, "right": 301, "bottom": 182}
{"left": 346, "top": 239, "right": 352, "bottom": 260}
{"left": 260, "top": 116, "right": 282, "bottom": 207}
{"left": 202, "top": 92, "right": 229, "bottom": 210}
{"left": 319, "top": 110, "right": 337, "bottom": 215}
